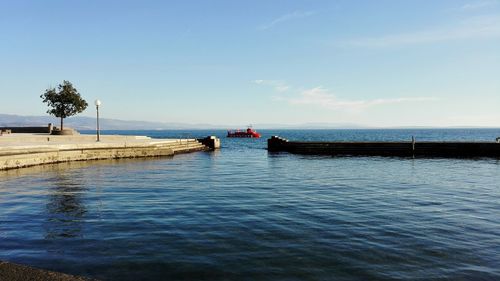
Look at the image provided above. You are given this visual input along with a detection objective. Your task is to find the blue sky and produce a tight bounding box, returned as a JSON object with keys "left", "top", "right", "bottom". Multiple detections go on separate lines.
{"left": 1, "top": 0, "right": 500, "bottom": 127}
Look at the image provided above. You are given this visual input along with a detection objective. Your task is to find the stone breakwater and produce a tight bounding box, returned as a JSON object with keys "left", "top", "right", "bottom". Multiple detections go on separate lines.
{"left": 0, "top": 133, "right": 219, "bottom": 170}
{"left": 268, "top": 136, "right": 500, "bottom": 157}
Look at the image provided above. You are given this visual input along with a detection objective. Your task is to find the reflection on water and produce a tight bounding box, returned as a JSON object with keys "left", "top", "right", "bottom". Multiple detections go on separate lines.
{"left": 0, "top": 158, "right": 169, "bottom": 179}
{"left": 44, "top": 171, "right": 87, "bottom": 239}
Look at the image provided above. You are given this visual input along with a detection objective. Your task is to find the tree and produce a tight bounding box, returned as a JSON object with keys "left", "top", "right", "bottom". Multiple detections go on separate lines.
{"left": 40, "top": 80, "right": 88, "bottom": 131}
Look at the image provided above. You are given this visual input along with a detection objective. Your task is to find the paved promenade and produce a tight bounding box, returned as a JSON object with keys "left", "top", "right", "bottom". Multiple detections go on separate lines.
{"left": 0, "top": 133, "right": 209, "bottom": 170}
{"left": 0, "top": 133, "right": 177, "bottom": 148}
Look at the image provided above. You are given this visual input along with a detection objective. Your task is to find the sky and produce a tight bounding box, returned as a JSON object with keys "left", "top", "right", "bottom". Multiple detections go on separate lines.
{"left": 1, "top": 0, "right": 500, "bottom": 127}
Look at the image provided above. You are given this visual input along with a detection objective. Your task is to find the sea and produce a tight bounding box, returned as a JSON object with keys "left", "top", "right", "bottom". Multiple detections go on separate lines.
{"left": 1, "top": 129, "right": 500, "bottom": 281}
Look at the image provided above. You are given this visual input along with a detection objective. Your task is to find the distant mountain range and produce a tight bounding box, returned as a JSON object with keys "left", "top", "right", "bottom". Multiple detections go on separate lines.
{"left": 2, "top": 114, "right": 496, "bottom": 130}
{"left": 0, "top": 114, "right": 369, "bottom": 130}
{"left": 0, "top": 114, "right": 216, "bottom": 130}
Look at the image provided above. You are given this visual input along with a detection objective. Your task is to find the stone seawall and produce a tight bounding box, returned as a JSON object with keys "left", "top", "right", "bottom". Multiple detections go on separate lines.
{"left": 0, "top": 134, "right": 218, "bottom": 170}
{"left": 268, "top": 136, "right": 500, "bottom": 158}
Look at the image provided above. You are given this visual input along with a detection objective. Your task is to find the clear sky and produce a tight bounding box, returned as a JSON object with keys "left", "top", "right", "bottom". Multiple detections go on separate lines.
{"left": 1, "top": 0, "right": 500, "bottom": 127}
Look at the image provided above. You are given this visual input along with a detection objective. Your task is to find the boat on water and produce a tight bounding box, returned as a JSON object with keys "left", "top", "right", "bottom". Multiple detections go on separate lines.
{"left": 227, "top": 127, "right": 261, "bottom": 138}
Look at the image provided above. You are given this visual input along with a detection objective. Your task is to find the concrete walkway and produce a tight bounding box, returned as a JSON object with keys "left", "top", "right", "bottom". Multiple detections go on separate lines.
{"left": 0, "top": 133, "right": 209, "bottom": 170}
{"left": 0, "top": 133, "right": 179, "bottom": 149}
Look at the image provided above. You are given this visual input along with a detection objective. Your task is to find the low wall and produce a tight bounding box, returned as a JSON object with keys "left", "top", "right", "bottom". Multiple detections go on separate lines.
{"left": 1, "top": 146, "right": 176, "bottom": 170}
{"left": 0, "top": 125, "right": 52, "bottom": 134}
{"left": 268, "top": 136, "right": 500, "bottom": 158}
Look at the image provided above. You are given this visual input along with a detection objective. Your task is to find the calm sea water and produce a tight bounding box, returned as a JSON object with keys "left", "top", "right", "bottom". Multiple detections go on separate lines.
{"left": 1, "top": 129, "right": 500, "bottom": 281}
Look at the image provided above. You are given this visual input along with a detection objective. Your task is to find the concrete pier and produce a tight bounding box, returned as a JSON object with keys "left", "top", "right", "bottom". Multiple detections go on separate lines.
{"left": 198, "top": 135, "right": 221, "bottom": 150}
{"left": 268, "top": 136, "right": 500, "bottom": 158}
{"left": 0, "top": 133, "right": 220, "bottom": 170}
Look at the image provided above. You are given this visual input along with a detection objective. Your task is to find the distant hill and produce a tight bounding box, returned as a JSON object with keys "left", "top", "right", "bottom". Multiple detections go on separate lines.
{"left": 0, "top": 114, "right": 218, "bottom": 130}
{"left": 0, "top": 114, "right": 369, "bottom": 130}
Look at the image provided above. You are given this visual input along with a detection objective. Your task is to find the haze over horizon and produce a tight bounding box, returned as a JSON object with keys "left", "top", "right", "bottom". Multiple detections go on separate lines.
{"left": 1, "top": 0, "right": 500, "bottom": 127}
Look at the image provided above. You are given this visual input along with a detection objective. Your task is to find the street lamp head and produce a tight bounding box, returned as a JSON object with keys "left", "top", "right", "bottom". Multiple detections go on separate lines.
{"left": 94, "top": 99, "right": 101, "bottom": 107}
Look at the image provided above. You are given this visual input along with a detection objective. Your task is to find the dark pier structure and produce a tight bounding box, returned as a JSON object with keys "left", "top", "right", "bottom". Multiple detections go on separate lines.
{"left": 268, "top": 136, "right": 500, "bottom": 158}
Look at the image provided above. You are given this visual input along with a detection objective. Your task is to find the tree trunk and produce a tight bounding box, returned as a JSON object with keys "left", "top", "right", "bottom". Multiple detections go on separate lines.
{"left": 60, "top": 117, "right": 63, "bottom": 131}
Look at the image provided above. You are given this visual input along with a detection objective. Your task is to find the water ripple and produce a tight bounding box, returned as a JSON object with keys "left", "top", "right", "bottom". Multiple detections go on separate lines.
{"left": 1, "top": 129, "right": 500, "bottom": 280}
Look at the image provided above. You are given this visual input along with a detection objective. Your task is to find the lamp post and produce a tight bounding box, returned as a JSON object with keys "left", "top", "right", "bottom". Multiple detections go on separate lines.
{"left": 95, "top": 99, "right": 101, "bottom": 142}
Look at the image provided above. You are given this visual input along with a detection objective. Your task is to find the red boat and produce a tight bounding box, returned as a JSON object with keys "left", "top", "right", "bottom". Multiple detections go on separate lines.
{"left": 227, "top": 127, "right": 261, "bottom": 138}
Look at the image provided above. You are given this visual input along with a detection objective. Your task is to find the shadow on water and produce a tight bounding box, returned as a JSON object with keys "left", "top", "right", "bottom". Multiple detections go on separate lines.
{"left": 44, "top": 171, "right": 87, "bottom": 239}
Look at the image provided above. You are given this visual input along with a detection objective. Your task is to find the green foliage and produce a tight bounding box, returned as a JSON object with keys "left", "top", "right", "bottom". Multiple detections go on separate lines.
{"left": 40, "top": 80, "right": 88, "bottom": 130}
